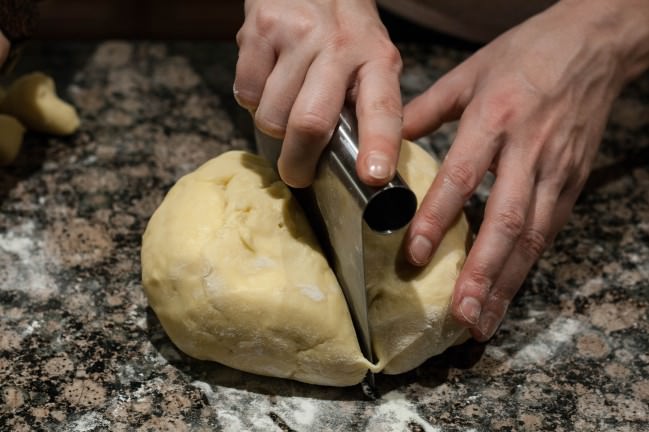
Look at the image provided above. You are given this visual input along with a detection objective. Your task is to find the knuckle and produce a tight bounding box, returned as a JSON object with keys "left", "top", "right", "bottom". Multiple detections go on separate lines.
{"left": 444, "top": 163, "right": 478, "bottom": 199}
{"left": 235, "top": 28, "right": 245, "bottom": 47}
{"left": 467, "top": 263, "right": 493, "bottom": 294}
{"left": 480, "top": 90, "right": 521, "bottom": 135}
{"left": 494, "top": 207, "right": 526, "bottom": 238}
{"left": 381, "top": 43, "right": 403, "bottom": 71}
{"left": 572, "top": 166, "right": 591, "bottom": 190}
{"left": 484, "top": 106, "right": 514, "bottom": 137}
{"left": 326, "top": 31, "right": 353, "bottom": 52}
{"left": 517, "top": 228, "right": 547, "bottom": 260}
{"left": 288, "top": 14, "right": 315, "bottom": 39}
{"left": 255, "top": 112, "right": 287, "bottom": 138}
{"left": 418, "top": 203, "right": 446, "bottom": 240}
{"left": 255, "top": 9, "right": 281, "bottom": 36}
{"left": 290, "top": 111, "right": 337, "bottom": 139}
{"left": 258, "top": 9, "right": 313, "bottom": 41}
{"left": 368, "top": 95, "right": 402, "bottom": 118}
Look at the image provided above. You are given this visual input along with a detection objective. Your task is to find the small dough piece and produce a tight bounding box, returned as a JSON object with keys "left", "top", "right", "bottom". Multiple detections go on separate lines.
{"left": 0, "top": 114, "right": 26, "bottom": 165}
{"left": 142, "top": 141, "right": 470, "bottom": 386}
{"left": 0, "top": 72, "right": 80, "bottom": 135}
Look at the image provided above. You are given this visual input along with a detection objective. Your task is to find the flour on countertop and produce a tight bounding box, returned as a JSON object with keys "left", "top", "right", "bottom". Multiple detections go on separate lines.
{"left": 512, "top": 316, "right": 583, "bottom": 367}
{"left": 366, "top": 390, "right": 441, "bottom": 432}
{"left": 191, "top": 380, "right": 448, "bottom": 431}
{"left": 0, "top": 221, "right": 58, "bottom": 298}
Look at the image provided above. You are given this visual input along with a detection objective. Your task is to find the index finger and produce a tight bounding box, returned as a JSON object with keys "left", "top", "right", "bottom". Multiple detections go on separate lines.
{"left": 405, "top": 105, "right": 501, "bottom": 266}
{"left": 354, "top": 51, "right": 404, "bottom": 187}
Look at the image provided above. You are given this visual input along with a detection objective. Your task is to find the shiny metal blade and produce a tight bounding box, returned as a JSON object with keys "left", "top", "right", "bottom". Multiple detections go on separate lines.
{"left": 254, "top": 107, "right": 417, "bottom": 390}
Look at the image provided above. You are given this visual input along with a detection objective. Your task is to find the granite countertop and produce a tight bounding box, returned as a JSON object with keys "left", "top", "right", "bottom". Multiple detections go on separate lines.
{"left": 0, "top": 41, "right": 647, "bottom": 431}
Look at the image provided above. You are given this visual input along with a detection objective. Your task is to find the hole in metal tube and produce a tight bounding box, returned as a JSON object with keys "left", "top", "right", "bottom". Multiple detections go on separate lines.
{"left": 364, "top": 186, "right": 417, "bottom": 233}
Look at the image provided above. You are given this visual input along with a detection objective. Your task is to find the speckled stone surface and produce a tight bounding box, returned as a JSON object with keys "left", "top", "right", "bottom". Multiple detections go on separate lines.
{"left": 0, "top": 41, "right": 647, "bottom": 431}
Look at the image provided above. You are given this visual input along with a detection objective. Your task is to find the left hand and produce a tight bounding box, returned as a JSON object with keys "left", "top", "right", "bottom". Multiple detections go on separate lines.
{"left": 402, "top": 0, "right": 648, "bottom": 341}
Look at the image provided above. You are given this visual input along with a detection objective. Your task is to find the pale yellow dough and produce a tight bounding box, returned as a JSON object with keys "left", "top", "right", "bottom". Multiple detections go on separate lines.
{"left": 0, "top": 114, "right": 26, "bottom": 165}
{"left": 141, "top": 141, "right": 469, "bottom": 386}
{"left": 0, "top": 72, "right": 80, "bottom": 136}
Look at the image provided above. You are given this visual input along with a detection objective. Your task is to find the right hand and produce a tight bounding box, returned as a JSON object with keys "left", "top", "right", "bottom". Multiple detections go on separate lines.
{"left": 235, "top": 0, "right": 404, "bottom": 188}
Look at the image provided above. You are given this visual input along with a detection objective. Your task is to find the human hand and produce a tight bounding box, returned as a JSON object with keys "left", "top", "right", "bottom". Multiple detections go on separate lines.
{"left": 235, "top": 0, "right": 403, "bottom": 187}
{"left": 402, "top": 0, "right": 649, "bottom": 341}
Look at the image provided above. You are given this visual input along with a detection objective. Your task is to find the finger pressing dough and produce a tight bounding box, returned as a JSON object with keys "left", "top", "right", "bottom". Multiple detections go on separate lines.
{"left": 141, "top": 141, "right": 470, "bottom": 386}
{"left": 0, "top": 114, "right": 26, "bottom": 165}
{"left": 0, "top": 72, "right": 80, "bottom": 135}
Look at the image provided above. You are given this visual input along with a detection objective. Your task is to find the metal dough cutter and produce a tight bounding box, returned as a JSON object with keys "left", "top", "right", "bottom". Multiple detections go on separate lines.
{"left": 255, "top": 106, "right": 417, "bottom": 391}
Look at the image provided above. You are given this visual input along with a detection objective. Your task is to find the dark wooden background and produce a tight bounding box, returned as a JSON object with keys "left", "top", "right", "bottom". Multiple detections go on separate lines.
{"left": 36, "top": 0, "right": 244, "bottom": 40}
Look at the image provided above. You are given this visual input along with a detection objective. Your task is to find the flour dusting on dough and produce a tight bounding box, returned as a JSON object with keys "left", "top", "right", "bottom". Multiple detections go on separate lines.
{"left": 298, "top": 284, "right": 325, "bottom": 302}
{"left": 253, "top": 256, "right": 276, "bottom": 270}
{"left": 203, "top": 271, "right": 225, "bottom": 295}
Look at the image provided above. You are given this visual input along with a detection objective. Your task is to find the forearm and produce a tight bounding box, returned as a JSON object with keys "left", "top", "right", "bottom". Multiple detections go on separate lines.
{"left": 612, "top": 0, "right": 649, "bottom": 82}
{"left": 560, "top": 0, "right": 649, "bottom": 84}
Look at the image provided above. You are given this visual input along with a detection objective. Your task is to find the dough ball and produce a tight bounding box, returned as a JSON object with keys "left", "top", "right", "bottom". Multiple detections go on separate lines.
{"left": 142, "top": 151, "right": 372, "bottom": 386}
{"left": 0, "top": 72, "right": 80, "bottom": 136}
{"left": 0, "top": 114, "right": 26, "bottom": 165}
{"left": 141, "top": 141, "right": 470, "bottom": 386}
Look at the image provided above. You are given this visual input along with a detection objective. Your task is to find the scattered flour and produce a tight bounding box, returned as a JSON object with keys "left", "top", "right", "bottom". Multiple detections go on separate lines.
{"left": 191, "top": 382, "right": 276, "bottom": 432}
{"left": 512, "top": 316, "right": 583, "bottom": 368}
{"left": 366, "top": 390, "right": 441, "bottom": 432}
{"left": 0, "top": 221, "right": 58, "bottom": 298}
{"left": 66, "top": 412, "right": 111, "bottom": 432}
{"left": 191, "top": 380, "right": 446, "bottom": 432}
{"left": 20, "top": 320, "right": 41, "bottom": 337}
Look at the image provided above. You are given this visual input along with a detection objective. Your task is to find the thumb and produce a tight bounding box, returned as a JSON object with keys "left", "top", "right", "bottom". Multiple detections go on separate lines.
{"left": 403, "top": 67, "right": 473, "bottom": 140}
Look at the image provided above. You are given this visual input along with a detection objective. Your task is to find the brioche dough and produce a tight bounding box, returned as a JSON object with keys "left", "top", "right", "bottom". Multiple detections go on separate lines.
{"left": 141, "top": 141, "right": 469, "bottom": 386}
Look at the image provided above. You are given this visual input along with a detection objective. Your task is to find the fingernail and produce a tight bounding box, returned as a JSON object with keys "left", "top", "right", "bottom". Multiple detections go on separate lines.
{"left": 409, "top": 235, "right": 433, "bottom": 265}
{"left": 459, "top": 296, "right": 482, "bottom": 325}
{"left": 478, "top": 311, "right": 501, "bottom": 340}
{"left": 366, "top": 152, "right": 392, "bottom": 181}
